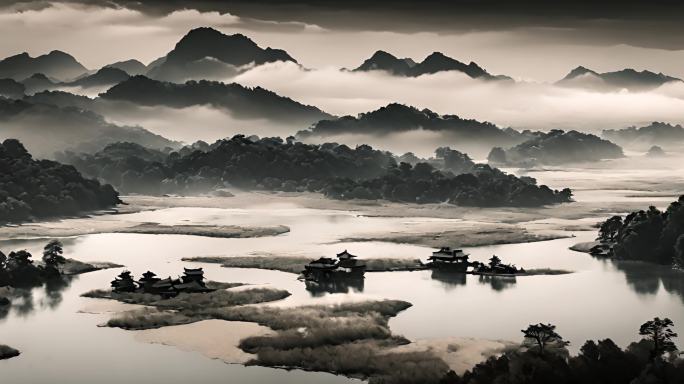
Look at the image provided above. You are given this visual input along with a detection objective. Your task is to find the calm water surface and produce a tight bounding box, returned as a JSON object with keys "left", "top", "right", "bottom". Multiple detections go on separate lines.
{"left": 1, "top": 193, "right": 683, "bottom": 382}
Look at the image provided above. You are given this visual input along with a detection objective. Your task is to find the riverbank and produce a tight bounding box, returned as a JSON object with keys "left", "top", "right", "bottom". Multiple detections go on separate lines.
{"left": 0, "top": 220, "right": 290, "bottom": 240}
{"left": 183, "top": 256, "right": 427, "bottom": 273}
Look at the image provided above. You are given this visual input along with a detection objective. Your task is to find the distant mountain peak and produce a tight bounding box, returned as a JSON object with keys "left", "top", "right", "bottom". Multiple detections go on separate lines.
{"left": 559, "top": 66, "right": 681, "bottom": 90}
{"left": 147, "top": 27, "right": 296, "bottom": 81}
{"left": 354, "top": 50, "right": 507, "bottom": 80}
{"left": 0, "top": 50, "right": 87, "bottom": 81}
{"left": 104, "top": 59, "right": 147, "bottom": 76}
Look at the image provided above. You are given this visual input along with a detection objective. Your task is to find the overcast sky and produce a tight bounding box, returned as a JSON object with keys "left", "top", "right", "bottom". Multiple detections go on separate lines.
{"left": 2, "top": 1, "right": 684, "bottom": 82}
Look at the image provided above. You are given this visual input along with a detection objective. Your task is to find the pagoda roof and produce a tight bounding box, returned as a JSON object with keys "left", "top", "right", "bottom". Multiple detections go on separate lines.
{"left": 337, "top": 250, "right": 357, "bottom": 259}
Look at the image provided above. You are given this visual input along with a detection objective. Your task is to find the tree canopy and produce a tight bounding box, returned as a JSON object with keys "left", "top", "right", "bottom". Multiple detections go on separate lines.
{"left": 58, "top": 136, "right": 572, "bottom": 207}
{"left": 596, "top": 196, "right": 684, "bottom": 265}
{"left": 0, "top": 139, "right": 121, "bottom": 223}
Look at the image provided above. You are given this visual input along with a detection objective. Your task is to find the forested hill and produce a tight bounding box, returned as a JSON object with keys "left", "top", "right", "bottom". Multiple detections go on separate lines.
{"left": 0, "top": 139, "right": 121, "bottom": 223}
{"left": 58, "top": 136, "right": 572, "bottom": 207}
{"left": 597, "top": 196, "right": 684, "bottom": 266}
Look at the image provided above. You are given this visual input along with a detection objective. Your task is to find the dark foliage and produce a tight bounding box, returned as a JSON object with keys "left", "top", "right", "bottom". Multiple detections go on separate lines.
{"left": 597, "top": 196, "right": 684, "bottom": 265}
{"left": 491, "top": 129, "right": 624, "bottom": 166}
{"left": 59, "top": 136, "right": 572, "bottom": 207}
{"left": 0, "top": 139, "right": 120, "bottom": 223}
{"left": 0, "top": 240, "right": 67, "bottom": 287}
{"left": 450, "top": 320, "right": 682, "bottom": 384}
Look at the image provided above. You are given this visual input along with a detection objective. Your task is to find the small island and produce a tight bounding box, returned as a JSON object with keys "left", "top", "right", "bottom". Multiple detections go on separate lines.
{"left": 0, "top": 344, "right": 20, "bottom": 360}
{"left": 0, "top": 239, "right": 120, "bottom": 289}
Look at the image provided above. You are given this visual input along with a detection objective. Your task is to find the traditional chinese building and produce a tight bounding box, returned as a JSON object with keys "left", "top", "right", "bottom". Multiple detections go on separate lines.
{"left": 428, "top": 247, "right": 470, "bottom": 272}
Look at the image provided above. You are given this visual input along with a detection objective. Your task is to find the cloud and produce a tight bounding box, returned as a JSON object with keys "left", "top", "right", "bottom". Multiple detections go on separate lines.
{"left": 3, "top": 2, "right": 684, "bottom": 82}
{"left": 97, "top": 103, "right": 303, "bottom": 144}
{"left": 5, "top": 0, "right": 684, "bottom": 51}
{"left": 233, "top": 61, "right": 684, "bottom": 134}
{"left": 0, "top": 2, "right": 323, "bottom": 69}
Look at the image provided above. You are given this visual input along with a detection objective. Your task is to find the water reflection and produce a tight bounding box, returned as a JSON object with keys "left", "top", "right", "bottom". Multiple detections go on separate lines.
{"left": 611, "top": 261, "right": 684, "bottom": 303}
{"left": 429, "top": 269, "right": 466, "bottom": 288}
{"left": 0, "top": 275, "right": 74, "bottom": 320}
{"left": 304, "top": 276, "right": 365, "bottom": 296}
{"left": 477, "top": 275, "right": 517, "bottom": 291}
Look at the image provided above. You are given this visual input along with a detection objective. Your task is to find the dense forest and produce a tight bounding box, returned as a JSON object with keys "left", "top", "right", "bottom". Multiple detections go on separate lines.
{"left": 0, "top": 139, "right": 121, "bottom": 223}
{"left": 446, "top": 319, "right": 683, "bottom": 384}
{"left": 597, "top": 196, "right": 684, "bottom": 266}
{"left": 488, "top": 129, "right": 624, "bottom": 166}
{"left": 58, "top": 136, "right": 572, "bottom": 207}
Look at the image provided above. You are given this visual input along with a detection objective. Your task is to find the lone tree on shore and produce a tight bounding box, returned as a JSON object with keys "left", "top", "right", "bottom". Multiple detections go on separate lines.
{"left": 639, "top": 317, "right": 678, "bottom": 361}
{"left": 522, "top": 323, "right": 569, "bottom": 355}
{"left": 42, "top": 240, "right": 66, "bottom": 273}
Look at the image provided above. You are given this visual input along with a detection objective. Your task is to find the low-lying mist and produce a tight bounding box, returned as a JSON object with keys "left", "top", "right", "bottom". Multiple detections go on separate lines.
{"left": 232, "top": 62, "right": 684, "bottom": 133}
{"left": 96, "top": 102, "right": 304, "bottom": 144}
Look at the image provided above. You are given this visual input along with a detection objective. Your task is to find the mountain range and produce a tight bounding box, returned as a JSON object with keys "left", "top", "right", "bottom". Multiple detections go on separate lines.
{"left": 99, "top": 75, "right": 331, "bottom": 124}
{"left": 353, "top": 50, "right": 511, "bottom": 80}
{"left": 557, "top": 66, "right": 681, "bottom": 91}
{"left": 0, "top": 50, "right": 87, "bottom": 81}
{"left": 1, "top": 29, "right": 682, "bottom": 93}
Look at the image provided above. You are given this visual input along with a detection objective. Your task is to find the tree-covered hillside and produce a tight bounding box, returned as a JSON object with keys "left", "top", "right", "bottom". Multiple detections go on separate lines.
{"left": 59, "top": 136, "right": 572, "bottom": 207}
{"left": 0, "top": 139, "right": 121, "bottom": 223}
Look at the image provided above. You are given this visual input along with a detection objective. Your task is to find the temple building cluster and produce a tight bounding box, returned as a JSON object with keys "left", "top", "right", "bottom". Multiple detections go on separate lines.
{"left": 111, "top": 267, "right": 210, "bottom": 296}
{"left": 302, "top": 250, "right": 366, "bottom": 279}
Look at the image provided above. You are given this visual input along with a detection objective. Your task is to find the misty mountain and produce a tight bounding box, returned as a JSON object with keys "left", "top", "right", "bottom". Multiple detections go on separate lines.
{"left": 296, "top": 103, "right": 527, "bottom": 155}
{"left": 0, "top": 50, "right": 88, "bottom": 81}
{"left": 24, "top": 90, "right": 95, "bottom": 110}
{"left": 0, "top": 98, "right": 177, "bottom": 158}
{"left": 99, "top": 75, "right": 332, "bottom": 124}
{"left": 104, "top": 59, "right": 147, "bottom": 75}
{"left": 66, "top": 67, "right": 131, "bottom": 88}
{"left": 0, "top": 78, "right": 25, "bottom": 99}
{"left": 557, "top": 66, "right": 681, "bottom": 91}
{"left": 20, "top": 73, "right": 59, "bottom": 94}
{"left": 488, "top": 129, "right": 624, "bottom": 166}
{"left": 354, "top": 50, "right": 511, "bottom": 80}
{"left": 0, "top": 138, "right": 120, "bottom": 223}
{"left": 147, "top": 27, "right": 296, "bottom": 81}
{"left": 602, "top": 122, "right": 684, "bottom": 150}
